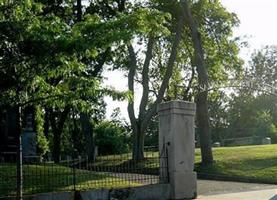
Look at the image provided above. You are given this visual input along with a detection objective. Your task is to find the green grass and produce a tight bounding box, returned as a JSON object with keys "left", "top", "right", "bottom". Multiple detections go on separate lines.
{"left": 94, "top": 145, "right": 277, "bottom": 183}
{"left": 93, "top": 152, "right": 159, "bottom": 169}
{"left": 195, "top": 144, "right": 277, "bottom": 183}
{"left": 0, "top": 163, "right": 140, "bottom": 197}
{"left": 2, "top": 144, "right": 277, "bottom": 196}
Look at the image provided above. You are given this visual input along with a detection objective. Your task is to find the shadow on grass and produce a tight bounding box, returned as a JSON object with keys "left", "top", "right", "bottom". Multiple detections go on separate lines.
{"left": 84, "top": 157, "right": 160, "bottom": 175}
{"left": 195, "top": 156, "right": 277, "bottom": 184}
{"left": 0, "top": 163, "right": 140, "bottom": 197}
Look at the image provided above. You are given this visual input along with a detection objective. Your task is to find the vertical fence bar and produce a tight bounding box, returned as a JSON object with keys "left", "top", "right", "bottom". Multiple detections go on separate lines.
{"left": 16, "top": 135, "right": 23, "bottom": 200}
{"left": 73, "top": 156, "right": 76, "bottom": 192}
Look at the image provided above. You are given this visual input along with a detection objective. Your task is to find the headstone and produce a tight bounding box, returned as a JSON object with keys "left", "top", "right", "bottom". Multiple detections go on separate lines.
{"left": 213, "top": 142, "right": 221, "bottom": 147}
{"left": 158, "top": 101, "right": 197, "bottom": 200}
{"left": 93, "top": 146, "right": 98, "bottom": 160}
{"left": 22, "top": 132, "right": 37, "bottom": 157}
{"left": 22, "top": 113, "right": 37, "bottom": 160}
{"left": 47, "top": 152, "right": 52, "bottom": 161}
{"left": 66, "top": 155, "right": 72, "bottom": 161}
{"left": 262, "top": 137, "right": 271, "bottom": 145}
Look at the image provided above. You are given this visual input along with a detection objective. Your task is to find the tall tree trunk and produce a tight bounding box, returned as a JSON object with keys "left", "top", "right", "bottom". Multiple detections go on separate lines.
{"left": 52, "top": 127, "right": 61, "bottom": 163}
{"left": 80, "top": 113, "right": 94, "bottom": 160}
{"left": 49, "top": 107, "right": 70, "bottom": 163}
{"left": 76, "top": 0, "right": 82, "bottom": 22}
{"left": 75, "top": 0, "right": 96, "bottom": 159}
{"left": 182, "top": 0, "right": 213, "bottom": 165}
{"left": 16, "top": 106, "right": 23, "bottom": 200}
{"left": 196, "top": 92, "right": 213, "bottom": 165}
{"left": 132, "top": 124, "right": 145, "bottom": 160}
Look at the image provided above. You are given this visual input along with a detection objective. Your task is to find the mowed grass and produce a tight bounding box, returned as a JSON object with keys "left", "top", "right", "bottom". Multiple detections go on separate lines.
{"left": 0, "top": 163, "right": 140, "bottom": 197}
{"left": 2, "top": 144, "right": 277, "bottom": 197}
{"left": 195, "top": 144, "right": 277, "bottom": 183}
{"left": 88, "top": 145, "right": 277, "bottom": 183}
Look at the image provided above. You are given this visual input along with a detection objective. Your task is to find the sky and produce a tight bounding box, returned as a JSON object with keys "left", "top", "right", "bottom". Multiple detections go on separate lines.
{"left": 221, "top": 0, "right": 277, "bottom": 58}
{"left": 103, "top": 0, "right": 277, "bottom": 120}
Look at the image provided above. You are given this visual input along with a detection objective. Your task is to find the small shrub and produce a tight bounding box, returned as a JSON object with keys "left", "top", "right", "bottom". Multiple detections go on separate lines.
{"left": 94, "top": 121, "right": 129, "bottom": 155}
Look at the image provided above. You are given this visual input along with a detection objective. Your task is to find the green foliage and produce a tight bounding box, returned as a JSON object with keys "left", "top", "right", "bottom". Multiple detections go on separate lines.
{"left": 253, "top": 111, "right": 277, "bottom": 139}
{"left": 94, "top": 121, "right": 130, "bottom": 155}
{"left": 0, "top": 0, "right": 167, "bottom": 109}
{"left": 211, "top": 46, "right": 277, "bottom": 142}
{"left": 34, "top": 106, "right": 49, "bottom": 156}
{"left": 144, "top": 115, "right": 159, "bottom": 147}
{"left": 208, "top": 91, "right": 229, "bottom": 142}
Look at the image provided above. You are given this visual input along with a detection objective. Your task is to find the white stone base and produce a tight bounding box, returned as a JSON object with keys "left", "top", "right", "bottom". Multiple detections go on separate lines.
{"left": 170, "top": 171, "right": 197, "bottom": 199}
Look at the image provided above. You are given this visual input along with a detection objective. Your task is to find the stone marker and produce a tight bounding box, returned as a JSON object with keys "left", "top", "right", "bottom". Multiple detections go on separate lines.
{"left": 22, "top": 113, "right": 37, "bottom": 160}
{"left": 158, "top": 101, "right": 197, "bottom": 200}
{"left": 213, "top": 142, "right": 221, "bottom": 147}
{"left": 262, "top": 137, "right": 271, "bottom": 145}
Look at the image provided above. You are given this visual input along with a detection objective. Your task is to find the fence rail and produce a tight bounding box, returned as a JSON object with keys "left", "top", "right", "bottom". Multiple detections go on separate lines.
{"left": 0, "top": 149, "right": 168, "bottom": 198}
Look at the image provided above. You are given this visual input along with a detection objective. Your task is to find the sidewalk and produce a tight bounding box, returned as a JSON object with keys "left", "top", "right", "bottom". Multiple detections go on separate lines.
{"left": 197, "top": 188, "right": 277, "bottom": 200}
{"left": 197, "top": 180, "right": 277, "bottom": 200}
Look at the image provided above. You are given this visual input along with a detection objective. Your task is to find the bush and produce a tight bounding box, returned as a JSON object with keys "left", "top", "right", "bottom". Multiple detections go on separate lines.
{"left": 94, "top": 121, "right": 129, "bottom": 155}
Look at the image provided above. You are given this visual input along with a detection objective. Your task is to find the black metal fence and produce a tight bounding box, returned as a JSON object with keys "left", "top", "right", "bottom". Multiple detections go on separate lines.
{"left": 0, "top": 148, "right": 168, "bottom": 198}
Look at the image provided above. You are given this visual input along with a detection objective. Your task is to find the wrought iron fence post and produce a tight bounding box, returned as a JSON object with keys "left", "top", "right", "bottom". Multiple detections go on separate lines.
{"left": 73, "top": 158, "right": 76, "bottom": 191}
{"left": 16, "top": 135, "right": 23, "bottom": 200}
{"left": 73, "top": 150, "right": 77, "bottom": 192}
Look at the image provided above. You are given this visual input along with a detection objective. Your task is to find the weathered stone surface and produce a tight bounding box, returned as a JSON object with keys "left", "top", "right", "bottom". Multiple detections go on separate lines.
{"left": 170, "top": 172, "right": 197, "bottom": 199}
{"left": 158, "top": 100, "right": 197, "bottom": 200}
{"left": 81, "top": 188, "right": 109, "bottom": 200}
{"left": 22, "top": 132, "right": 37, "bottom": 157}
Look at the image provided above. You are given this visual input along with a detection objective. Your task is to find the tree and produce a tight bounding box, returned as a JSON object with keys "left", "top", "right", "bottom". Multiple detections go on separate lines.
{"left": 226, "top": 46, "right": 277, "bottom": 142}
{"left": 208, "top": 91, "right": 229, "bottom": 143}
{"left": 94, "top": 120, "right": 130, "bottom": 155}
{"left": 182, "top": 0, "right": 213, "bottom": 165}
{"left": 112, "top": 0, "right": 241, "bottom": 161}
{"left": 175, "top": 0, "right": 241, "bottom": 165}
{"left": 125, "top": 0, "right": 187, "bottom": 160}
{"left": 0, "top": 0, "right": 159, "bottom": 162}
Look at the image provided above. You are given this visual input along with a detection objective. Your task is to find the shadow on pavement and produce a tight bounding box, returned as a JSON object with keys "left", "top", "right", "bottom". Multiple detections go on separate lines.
{"left": 270, "top": 194, "right": 277, "bottom": 200}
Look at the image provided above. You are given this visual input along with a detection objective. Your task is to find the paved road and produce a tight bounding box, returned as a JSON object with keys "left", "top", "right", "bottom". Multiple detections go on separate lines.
{"left": 109, "top": 173, "right": 277, "bottom": 199}
{"left": 197, "top": 180, "right": 277, "bottom": 200}
{"left": 197, "top": 188, "right": 277, "bottom": 200}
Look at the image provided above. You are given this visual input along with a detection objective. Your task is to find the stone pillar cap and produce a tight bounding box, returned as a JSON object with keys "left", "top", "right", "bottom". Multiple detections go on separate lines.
{"left": 157, "top": 100, "right": 196, "bottom": 113}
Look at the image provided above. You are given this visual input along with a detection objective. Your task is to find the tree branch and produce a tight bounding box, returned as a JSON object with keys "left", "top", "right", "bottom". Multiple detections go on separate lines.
{"left": 183, "top": 64, "right": 195, "bottom": 100}
{"left": 139, "top": 37, "right": 155, "bottom": 117}
{"left": 127, "top": 45, "right": 138, "bottom": 132}
{"left": 141, "top": 1, "right": 186, "bottom": 131}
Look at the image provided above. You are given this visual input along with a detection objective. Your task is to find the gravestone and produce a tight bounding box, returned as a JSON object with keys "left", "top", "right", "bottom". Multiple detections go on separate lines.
{"left": 213, "top": 142, "right": 221, "bottom": 147}
{"left": 22, "top": 113, "right": 37, "bottom": 159}
{"left": 262, "top": 137, "right": 271, "bottom": 145}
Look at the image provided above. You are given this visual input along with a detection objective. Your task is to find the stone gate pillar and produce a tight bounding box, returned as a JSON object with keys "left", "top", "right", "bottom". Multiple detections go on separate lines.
{"left": 158, "top": 101, "right": 197, "bottom": 199}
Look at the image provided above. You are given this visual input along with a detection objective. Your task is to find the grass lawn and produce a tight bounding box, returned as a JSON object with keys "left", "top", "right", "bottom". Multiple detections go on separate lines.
{"left": 195, "top": 144, "right": 277, "bottom": 183}
{"left": 0, "top": 163, "right": 140, "bottom": 197}
{"left": 94, "top": 144, "right": 277, "bottom": 183}
{"left": 2, "top": 144, "right": 277, "bottom": 196}
{"left": 90, "top": 145, "right": 277, "bottom": 184}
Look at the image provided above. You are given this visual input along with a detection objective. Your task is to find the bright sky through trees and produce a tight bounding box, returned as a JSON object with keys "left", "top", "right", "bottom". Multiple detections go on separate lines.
{"left": 104, "top": 0, "right": 277, "bottom": 120}
{"left": 221, "top": 0, "right": 277, "bottom": 58}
